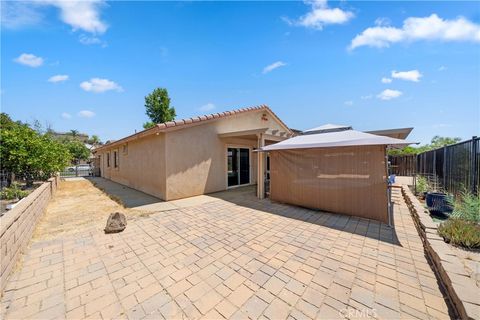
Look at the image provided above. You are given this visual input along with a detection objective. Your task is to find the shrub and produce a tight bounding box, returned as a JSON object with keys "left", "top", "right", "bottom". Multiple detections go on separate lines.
{"left": 0, "top": 113, "right": 71, "bottom": 186}
{"left": 416, "top": 176, "right": 429, "bottom": 194}
{"left": 0, "top": 183, "right": 29, "bottom": 200}
{"left": 452, "top": 190, "right": 480, "bottom": 223}
{"left": 438, "top": 219, "right": 480, "bottom": 249}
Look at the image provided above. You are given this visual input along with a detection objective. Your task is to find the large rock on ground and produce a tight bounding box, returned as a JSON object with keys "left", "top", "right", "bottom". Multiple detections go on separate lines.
{"left": 104, "top": 212, "right": 127, "bottom": 234}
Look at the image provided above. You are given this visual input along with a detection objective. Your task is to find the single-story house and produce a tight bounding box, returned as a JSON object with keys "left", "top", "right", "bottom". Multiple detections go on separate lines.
{"left": 261, "top": 124, "right": 412, "bottom": 224}
{"left": 94, "top": 105, "right": 293, "bottom": 200}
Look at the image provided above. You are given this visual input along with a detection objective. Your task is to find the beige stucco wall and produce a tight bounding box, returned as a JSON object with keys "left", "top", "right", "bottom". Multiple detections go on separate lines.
{"left": 164, "top": 110, "right": 287, "bottom": 200}
{"left": 98, "top": 109, "right": 288, "bottom": 201}
{"left": 100, "top": 134, "right": 166, "bottom": 199}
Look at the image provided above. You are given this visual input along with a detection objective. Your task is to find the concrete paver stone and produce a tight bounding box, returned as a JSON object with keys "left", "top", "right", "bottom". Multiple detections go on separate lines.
{"left": 0, "top": 186, "right": 452, "bottom": 319}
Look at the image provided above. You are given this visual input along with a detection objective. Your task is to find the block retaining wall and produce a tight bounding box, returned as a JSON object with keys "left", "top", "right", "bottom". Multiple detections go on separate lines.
{"left": 0, "top": 176, "right": 59, "bottom": 292}
{"left": 401, "top": 186, "right": 479, "bottom": 320}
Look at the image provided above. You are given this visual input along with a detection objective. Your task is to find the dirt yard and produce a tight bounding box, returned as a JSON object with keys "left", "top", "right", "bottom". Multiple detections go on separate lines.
{"left": 32, "top": 178, "right": 145, "bottom": 240}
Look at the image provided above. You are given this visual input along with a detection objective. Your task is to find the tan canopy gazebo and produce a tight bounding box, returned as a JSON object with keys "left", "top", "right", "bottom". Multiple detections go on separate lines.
{"left": 260, "top": 124, "right": 413, "bottom": 224}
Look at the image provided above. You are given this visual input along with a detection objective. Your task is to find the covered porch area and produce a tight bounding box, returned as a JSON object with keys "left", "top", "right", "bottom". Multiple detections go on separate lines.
{"left": 218, "top": 128, "right": 292, "bottom": 199}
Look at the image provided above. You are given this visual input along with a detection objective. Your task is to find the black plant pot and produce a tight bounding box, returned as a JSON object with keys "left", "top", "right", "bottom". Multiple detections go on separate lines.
{"left": 426, "top": 192, "right": 453, "bottom": 215}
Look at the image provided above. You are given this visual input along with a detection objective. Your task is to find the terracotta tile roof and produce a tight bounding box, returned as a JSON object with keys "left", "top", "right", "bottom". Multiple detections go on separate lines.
{"left": 155, "top": 105, "right": 288, "bottom": 131}
{"left": 94, "top": 104, "right": 291, "bottom": 152}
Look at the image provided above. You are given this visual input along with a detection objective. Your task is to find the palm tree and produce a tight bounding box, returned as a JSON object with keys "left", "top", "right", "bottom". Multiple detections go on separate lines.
{"left": 69, "top": 129, "right": 79, "bottom": 137}
{"left": 89, "top": 135, "right": 101, "bottom": 146}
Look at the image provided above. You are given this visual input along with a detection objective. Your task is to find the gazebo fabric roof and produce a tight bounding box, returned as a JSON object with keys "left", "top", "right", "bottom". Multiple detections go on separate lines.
{"left": 261, "top": 127, "right": 413, "bottom": 151}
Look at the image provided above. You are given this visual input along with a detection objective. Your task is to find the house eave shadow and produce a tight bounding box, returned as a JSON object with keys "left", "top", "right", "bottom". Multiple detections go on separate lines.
{"left": 86, "top": 177, "right": 163, "bottom": 208}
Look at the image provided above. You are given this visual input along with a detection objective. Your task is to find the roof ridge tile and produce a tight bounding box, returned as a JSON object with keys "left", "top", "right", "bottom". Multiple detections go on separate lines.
{"left": 95, "top": 104, "right": 291, "bottom": 151}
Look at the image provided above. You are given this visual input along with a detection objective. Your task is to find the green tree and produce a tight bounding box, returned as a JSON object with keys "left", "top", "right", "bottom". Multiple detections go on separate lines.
{"left": 143, "top": 121, "right": 156, "bottom": 129}
{"left": 143, "top": 88, "right": 176, "bottom": 129}
{"left": 0, "top": 115, "right": 71, "bottom": 186}
{"left": 32, "top": 119, "right": 44, "bottom": 134}
{"left": 0, "top": 113, "right": 18, "bottom": 130}
{"left": 388, "top": 146, "right": 419, "bottom": 156}
{"left": 429, "top": 135, "right": 461, "bottom": 149}
{"left": 69, "top": 129, "right": 79, "bottom": 137}
{"left": 388, "top": 136, "right": 463, "bottom": 156}
{"left": 63, "top": 139, "right": 90, "bottom": 164}
{"left": 87, "top": 134, "right": 102, "bottom": 146}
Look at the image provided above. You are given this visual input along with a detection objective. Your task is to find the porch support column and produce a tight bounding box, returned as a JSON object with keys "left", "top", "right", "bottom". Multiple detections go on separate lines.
{"left": 257, "top": 133, "right": 265, "bottom": 199}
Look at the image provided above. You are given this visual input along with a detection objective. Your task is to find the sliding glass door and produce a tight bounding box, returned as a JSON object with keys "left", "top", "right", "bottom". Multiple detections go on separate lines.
{"left": 227, "top": 148, "right": 250, "bottom": 187}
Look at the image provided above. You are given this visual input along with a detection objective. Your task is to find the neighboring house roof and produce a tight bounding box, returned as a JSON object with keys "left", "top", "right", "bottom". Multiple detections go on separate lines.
{"left": 366, "top": 127, "right": 414, "bottom": 140}
{"left": 289, "top": 128, "right": 303, "bottom": 135}
{"left": 303, "top": 124, "right": 352, "bottom": 134}
{"left": 95, "top": 105, "right": 291, "bottom": 152}
{"left": 261, "top": 125, "right": 413, "bottom": 151}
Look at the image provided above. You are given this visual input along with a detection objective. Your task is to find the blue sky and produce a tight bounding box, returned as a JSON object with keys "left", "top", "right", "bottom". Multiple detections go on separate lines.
{"left": 2, "top": 1, "right": 479, "bottom": 144}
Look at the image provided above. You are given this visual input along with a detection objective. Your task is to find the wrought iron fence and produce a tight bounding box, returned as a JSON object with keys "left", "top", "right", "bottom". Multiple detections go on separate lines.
{"left": 417, "top": 136, "right": 479, "bottom": 195}
{"left": 59, "top": 165, "right": 95, "bottom": 178}
{"left": 0, "top": 171, "right": 8, "bottom": 189}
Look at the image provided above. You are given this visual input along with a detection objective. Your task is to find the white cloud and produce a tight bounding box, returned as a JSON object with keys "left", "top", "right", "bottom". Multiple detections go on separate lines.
{"left": 377, "top": 89, "right": 402, "bottom": 100}
{"left": 48, "top": 74, "right": 69, "bottom": 83}
{"left": 79, "top": 34, "right": 106, "bottom": 46}
{"left": 438, "top": 65, "right": 447, "bottom": 71}
{"left": 286, "top": 0, "right": 354, "bottom": 30}
{"left": 1, "top": 1, "right": 43, "bottom": 29}
{"left": 1, "top": 0, "right": 107, "bottom": 34}
{"left": 42, "top": 0, "right": 107, "bottom": 34}
{"left": 350, "top": 14, "right": 480, "bottom": 50}
{"left": 374, "top": 17, "right": 391, "bottom": 27}
{"left": 361, "top": 94, "right": 373, "bottom": 100}
{"left": 80, "top": 78, "right": 122, "bottom": 93}
{"left": 61, "top": 112, "right": 72, "bottom": 119}
{"left": 391, "top": 70, "right": 422, "bottom": 82}
{"left": 78, "top": 110, "right": 95, "bottom": 118}
{"left": 344, "top": 100, "right": 353, "bottom": 106}
{"left": 381, "top": 77, "right": 392, "bottom": 83}
{"left": 14, "top": 53, "right": 43, "bottom": 67}
{"left": 263, "top": 61, "right": 287, "bottom": 74}
{"left": 199, "top": 103, "right": 216, "bottom": 112}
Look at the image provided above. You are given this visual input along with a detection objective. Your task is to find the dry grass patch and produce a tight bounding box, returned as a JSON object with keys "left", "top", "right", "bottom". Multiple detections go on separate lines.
{"left": 32, "top": 178, "right": 145, "bottom": 240}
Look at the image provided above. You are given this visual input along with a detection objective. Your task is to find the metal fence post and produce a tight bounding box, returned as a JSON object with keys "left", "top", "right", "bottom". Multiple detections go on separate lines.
{"left": 432, "top": 150, "right": 436, "bottom": 190}
{"left": 443, "top": 146, "right": 447, "bottom": 192}
{"left": 472, "top": 136, "right": 478, "bottom": 195}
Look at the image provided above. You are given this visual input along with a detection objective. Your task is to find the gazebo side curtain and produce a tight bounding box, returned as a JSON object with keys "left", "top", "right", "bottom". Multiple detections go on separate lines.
{"left": 269, "top": 145, "right": 389, "bottom": 223}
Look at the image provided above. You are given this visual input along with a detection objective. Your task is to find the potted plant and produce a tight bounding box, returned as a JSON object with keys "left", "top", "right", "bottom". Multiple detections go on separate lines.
{"left": 415, "top": 176, "right": 429, "bottom": 200}
{"left": 425, "top": 189, "right": 454, "bottom": 216}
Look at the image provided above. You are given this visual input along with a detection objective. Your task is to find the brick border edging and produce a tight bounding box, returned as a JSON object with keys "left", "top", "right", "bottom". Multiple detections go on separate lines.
{"left": 401, "top": 186, "right": 480, "bottom": 320}
{"left": 0, "top": 176, "right": 59, "bottom": 293}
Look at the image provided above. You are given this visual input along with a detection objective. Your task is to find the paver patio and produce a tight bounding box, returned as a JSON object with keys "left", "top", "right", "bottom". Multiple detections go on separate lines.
{"left": 0, "top": 184, "right": 452, "bottom": 319}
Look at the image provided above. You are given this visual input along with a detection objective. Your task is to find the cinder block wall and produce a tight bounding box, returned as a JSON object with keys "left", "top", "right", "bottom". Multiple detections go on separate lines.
{"left": 0, "top": 176, "right": 59, "bottom": 292}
